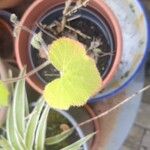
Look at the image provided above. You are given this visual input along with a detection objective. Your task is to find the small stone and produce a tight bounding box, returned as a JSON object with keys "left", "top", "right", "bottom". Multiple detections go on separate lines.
{"left": 60, "top": 124, "right": 70, "bottom": 131}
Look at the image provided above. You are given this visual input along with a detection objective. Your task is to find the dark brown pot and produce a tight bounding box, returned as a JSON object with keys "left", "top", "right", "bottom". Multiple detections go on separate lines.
{"left": 0, "top": 0, "right": 23, "bottom": 9}
{"left": 0, "top": 17, "right": 14, "bottom": 59}
{"left": 15, "top": 0, "right": 122, "bottom": 94}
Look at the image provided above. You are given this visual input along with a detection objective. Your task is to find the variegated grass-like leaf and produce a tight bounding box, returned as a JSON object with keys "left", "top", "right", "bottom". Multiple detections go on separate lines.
{"left": 34, "top": 104, "right": 50, "bottom": 150}
{"left": 25, "top": 98, "right": 45, "bottom": 150}
{"left": 6, "top": 104, "right": 26, "bottom": 150}
{"left": 45, "top": 128, "right": 73, "bottom": 145}
{"left": 61, "top": 132, "right": 96, "bottom": 150}
{"left": 12, "top": 69, "right": 26, "bottom": 138}
{"left": 0, "top": 136, "right": 11, "bottom": 150}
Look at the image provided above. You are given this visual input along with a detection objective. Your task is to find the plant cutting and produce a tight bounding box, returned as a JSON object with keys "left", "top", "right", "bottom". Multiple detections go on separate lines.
{"left": 15, "top": 0, "right": 122, "bottom": 95}
{"left": 0, "top": 71, "right": 95, "bottom": 150}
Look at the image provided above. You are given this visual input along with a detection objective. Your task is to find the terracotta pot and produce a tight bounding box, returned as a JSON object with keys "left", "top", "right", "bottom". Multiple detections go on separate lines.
{"left": 84, "top": 105, "right": 100, "bottom": 150}
{"left": 0, "top": 59, "right": 8, "bottom": 127}
{"left": 0, "top": 0, "right": 23, "bottom": 9}
{"left": 15, "top": 0, "right": 122, "bottom": 92}
{"left": 0, "top": 13, "right": 14, "bottom": 59}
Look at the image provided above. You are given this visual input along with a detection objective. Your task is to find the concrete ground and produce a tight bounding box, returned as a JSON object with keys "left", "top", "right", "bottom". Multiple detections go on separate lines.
{"left": 122, "top": 1, "right": 150, "bottom": 150}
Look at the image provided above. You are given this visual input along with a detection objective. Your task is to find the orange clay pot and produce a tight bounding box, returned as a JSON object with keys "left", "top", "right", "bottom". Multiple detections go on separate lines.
{"left": 15, "top": 0, "right": 122, "bottom": 93}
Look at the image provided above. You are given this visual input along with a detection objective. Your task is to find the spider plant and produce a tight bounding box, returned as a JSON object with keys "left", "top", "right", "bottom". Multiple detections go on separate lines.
{"left": 0, "top": 70, "right": 95, "bottom": 150}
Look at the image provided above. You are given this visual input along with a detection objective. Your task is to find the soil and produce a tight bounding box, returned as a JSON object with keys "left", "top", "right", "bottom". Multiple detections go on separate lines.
{"left": 0, "top": 22, "right": 13, "bottom": 59}
{"left": 30, "top": 6, "right": 115, "bottom": 84}
{"left": 46, "top": 110, "right": 80, "bottom": 150}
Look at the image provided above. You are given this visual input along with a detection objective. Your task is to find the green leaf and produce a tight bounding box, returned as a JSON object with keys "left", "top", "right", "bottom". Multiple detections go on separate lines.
{"left": 6, "top": 69, "right": 27, "bottom": 150}
{"left": 31, "top": 32, "right": 43, "bottom": 50}
{"left": 61, "top": 132, "right": 96, "bottom": 150}
{"left": 34, "top": 104, "right": 50, "bottom": 150}
{"left": 25, "top": 98, "right": 45, "bottom": 150}
{"left": 45, "top": 128, "right": 73, "bottom": 145}
{"left": 0, "top": 137, "right": 11, "bottom": 150}
{"left": 6, "top": 105, "right": 25, "bottom": 150}
{"left": 12, "top": 69, "right": 26, "bottom": 138}
{"left": 0, "top": 81, "right": 9, "bottom": 107}
{"left": 43, "top": 38, "right": 102, "bottom": 110}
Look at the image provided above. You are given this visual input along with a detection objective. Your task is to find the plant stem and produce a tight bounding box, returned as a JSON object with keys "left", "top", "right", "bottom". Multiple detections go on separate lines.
{"left": 66, "top": 0, "right": 90, "bottom": 16}
{"left": 60, "top": 0, "right": 73, "bottom": 32}
{"left": 2, "top": 60, "right": 50, "bottom": 84}
{"left": 65, "top": 24, "right": 91, "bottom": 39}
{"left": 36, "top": 23, "right": 57, "bottom": 40}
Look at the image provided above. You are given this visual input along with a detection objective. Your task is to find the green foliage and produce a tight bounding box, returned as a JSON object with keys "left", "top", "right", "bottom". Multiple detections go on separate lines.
{"left": 44, "top": 37, "right": 102, "bottom": 110}
{"left": 0, "top": 70, "right": 94, "bottom": 150}
{"left": 45, "top": 129, "right": 73, "bottom": 145}
{"left": 61, "top": 132, "right": 96, "bottom": 150}
{"left": 0, "top": 81, "right": 9, "bottom": 107}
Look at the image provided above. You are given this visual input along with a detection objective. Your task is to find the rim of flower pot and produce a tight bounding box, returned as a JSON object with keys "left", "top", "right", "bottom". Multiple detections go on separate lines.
{"left": 0, "top": 17, "right": 14, "bottom": 59}
{"left": 0, "top": 0, "right": 23, "bottom": 9}
{"left": 56, "top": 109, "right": 88, "bottom": 150}
{"left": 15, "top": 0, "right": 122, "bottom": 94}
{"left": 84, "top": 105, "right": 100, "bottom": 150}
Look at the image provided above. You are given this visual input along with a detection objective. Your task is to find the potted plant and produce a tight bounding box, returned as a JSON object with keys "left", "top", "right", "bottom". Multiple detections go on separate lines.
{"left": 15, "top": 0, "right": 122, "bottom": 94}
{"left": 0, "top": 72, "right": 95, "bottom": 150}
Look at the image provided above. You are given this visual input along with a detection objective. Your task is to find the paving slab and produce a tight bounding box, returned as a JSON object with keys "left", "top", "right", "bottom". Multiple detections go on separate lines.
{"left": 135, "top": 103, "right": 150, "bottom": 129}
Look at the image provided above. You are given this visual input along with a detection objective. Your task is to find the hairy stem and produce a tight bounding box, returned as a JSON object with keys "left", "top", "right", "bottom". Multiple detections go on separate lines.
{"left": 2, "top": 60, "right": 50, "bottom": 84}
{"left": 66, "top": 0, "right": 90, "bottom": 16}
{"left": 60, "top": 0, "right": 73, "bottom": 32}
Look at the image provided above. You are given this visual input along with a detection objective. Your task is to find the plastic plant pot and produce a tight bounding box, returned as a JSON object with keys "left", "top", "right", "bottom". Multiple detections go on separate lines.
{"left": 47, "top": 109, "right": 88, "bottom": 150}
{"left": 88, "top": 0, "right": 149, "bottom": 102}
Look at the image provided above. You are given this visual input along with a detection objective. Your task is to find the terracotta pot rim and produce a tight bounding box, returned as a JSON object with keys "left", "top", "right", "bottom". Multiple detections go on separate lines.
{"left": 84, "top": 104, "right": 100, "bottom": 150}
{"left": 15, "top": 0, "right": 122, "bottom": 92}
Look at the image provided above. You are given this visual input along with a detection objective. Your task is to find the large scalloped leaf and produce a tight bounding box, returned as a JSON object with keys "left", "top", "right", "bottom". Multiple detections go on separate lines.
{"left": 0, "top": 81, "right": 9, "bottom": 107}
{"left": 43, "top": 38, "right": 102, "bottom": 110}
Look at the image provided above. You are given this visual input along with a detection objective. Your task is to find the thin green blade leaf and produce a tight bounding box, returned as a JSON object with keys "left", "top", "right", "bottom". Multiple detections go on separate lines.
{"left": 12, "top": 69, "right": 26, "bottom": 138}
{"left": 25, "top": 98, "right": 45, "bottom": 150}
{"left": 0, "top": 137, "right": 11, "bottom": 150}
{"left": 35, "top": 104, "right": 50, "bottom": 150}
{"left": 61, "top": 132, "right": 96, "bottom": 150}
{"left": 6, "top": 105, "right": 25, "bottom": 150}
{"left": 0, "top": 81, "right": 9, "bottom": 107}
{"left": 45, "top": 128, "right": 73, "bottom": 146}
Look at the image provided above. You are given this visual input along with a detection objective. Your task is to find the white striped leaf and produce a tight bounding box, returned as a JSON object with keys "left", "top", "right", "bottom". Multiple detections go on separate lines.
{"left": 34, "top": 104, "right": 50, "bottom": 150}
